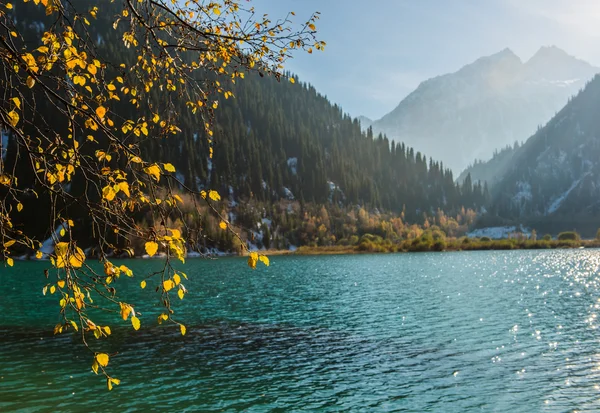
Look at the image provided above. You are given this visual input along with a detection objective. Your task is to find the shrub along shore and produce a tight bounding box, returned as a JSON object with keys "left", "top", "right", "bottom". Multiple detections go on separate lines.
{"left": 278, "top": 231, "right": 600, "bottom": 255}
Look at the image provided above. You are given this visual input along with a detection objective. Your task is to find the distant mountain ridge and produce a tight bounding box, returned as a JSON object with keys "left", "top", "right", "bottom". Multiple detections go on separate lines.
{"left": 366, "top": 46, "right": 599, "bottom": 173}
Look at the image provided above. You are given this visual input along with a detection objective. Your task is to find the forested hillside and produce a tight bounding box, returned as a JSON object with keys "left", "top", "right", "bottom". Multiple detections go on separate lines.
{"left": 2, "top": 0, "right": 488, "bottom": 253}
{"left": 481, "top": 75, "right": 600, "bottom": 236}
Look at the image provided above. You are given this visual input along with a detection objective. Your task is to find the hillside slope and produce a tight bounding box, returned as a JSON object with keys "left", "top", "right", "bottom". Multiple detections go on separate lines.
{"left": 487, "top": 75, "right": 600, "bottom": 236}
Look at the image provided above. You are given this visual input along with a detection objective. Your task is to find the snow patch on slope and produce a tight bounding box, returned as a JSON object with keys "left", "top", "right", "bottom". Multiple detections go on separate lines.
{"left": 512, "top": 181, "right": 532, "bottom": 203}
{"left": 467, "top": 226, "right": 530, "bottom": 239}
{"left": 283, "top": 187, "right": 294, "bottom": 200}
{"left": 547, "top": 174, "right": 587, "bottom": 214}
{"left": 287, "top": 157, "right": 297, "bottom": 175}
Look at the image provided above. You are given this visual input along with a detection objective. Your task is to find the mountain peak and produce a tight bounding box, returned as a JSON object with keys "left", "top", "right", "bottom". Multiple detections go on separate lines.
{"left": 457, "top": 48, "right": 522, "bottom": 77}
{"left": 527, "top": 45, "right": 572, "bottom": 64}
{"left": 495, "top": 47, "right": 519, "bottom": 59}
{"left": 475, "top": 48, "right": 521, "bottom": 65}
{"left": 524, "top": 45, "right": 596, "bottom": 81}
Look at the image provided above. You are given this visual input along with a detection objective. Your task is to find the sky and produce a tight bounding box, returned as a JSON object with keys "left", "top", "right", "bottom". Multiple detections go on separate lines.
{"left": 251, "top": 0, "right": 600, "bottom": 120}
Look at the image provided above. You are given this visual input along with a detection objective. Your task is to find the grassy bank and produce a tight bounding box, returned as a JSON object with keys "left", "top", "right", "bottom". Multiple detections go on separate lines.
{"left": 281, "top": 238, "right": 600, "bottom": 255}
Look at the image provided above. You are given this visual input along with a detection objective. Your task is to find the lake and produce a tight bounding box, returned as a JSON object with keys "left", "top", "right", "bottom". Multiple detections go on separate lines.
{"left": 2, "top": 250, "right": 600, "bottom": 412}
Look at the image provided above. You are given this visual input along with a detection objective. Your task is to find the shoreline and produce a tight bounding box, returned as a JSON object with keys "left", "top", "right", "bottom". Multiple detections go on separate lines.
{"left": 265, "top": 238, "right": 600, "bottom": 256}
{"left": 12, "top": 238, "right": 599, "bottom": 263}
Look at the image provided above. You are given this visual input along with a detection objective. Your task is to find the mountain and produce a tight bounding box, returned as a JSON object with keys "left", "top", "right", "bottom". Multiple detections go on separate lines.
{"left": 485, "top": 75, "right": 600, "bottom": 236}
{"left": 370, "top": 47, "right": 599, "bottom": 173}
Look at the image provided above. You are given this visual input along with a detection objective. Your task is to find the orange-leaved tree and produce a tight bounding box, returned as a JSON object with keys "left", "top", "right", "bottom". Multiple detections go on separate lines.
{"left": 0, "top": 0, "right": 323, "bottom": 389}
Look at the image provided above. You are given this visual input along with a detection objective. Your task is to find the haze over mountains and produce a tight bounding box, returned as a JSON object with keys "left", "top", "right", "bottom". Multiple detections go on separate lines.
{"left": 365, "top": 46, "right": 599, "bottom": 173}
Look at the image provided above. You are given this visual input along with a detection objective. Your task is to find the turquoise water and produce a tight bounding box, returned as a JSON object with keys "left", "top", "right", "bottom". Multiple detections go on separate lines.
{"left": 2, "top": 250, "right": 600, "bottom": 412}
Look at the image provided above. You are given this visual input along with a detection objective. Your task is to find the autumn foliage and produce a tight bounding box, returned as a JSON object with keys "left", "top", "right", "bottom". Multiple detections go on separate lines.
{"left": 0, "top": 0, "right": 322, "bottom": 388}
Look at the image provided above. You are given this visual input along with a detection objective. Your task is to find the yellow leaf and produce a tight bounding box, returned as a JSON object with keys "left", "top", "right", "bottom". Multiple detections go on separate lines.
{"left": 96, "top": 353, "right": 109, "bottom": 367}
{"left": 102, "top": 185, "right": 117, "bottom": 201}
{"left": 70, "top": 320, "right": 78, "bottom": 331}
{"left": 55, "top": 242, "right": 68, "bottom": 257}
{"left": 91, "top": 360, "right": 99, "bottom": 374}
{"left": 108, "top": 378, "right": 120, "bottom": 390}
{"left": 259, "top": 255, "right": 270, "bottom": 267}
{"left": 70, "top": 247, "right": 85, "bottom": 268}
{"left": 131, "top": 316, "right": 140, "bottom": 330}
{"left": 120, "top": 302, "right": 132, "bottom": 320}
{"left": 73, "top": 75, "right": 86, "bottom": 86}
{"left": 145, "top": 241, "right": 158, "bottom": 257}
{"left": 180, "top": 324, "right": 186, "bottom": 336}
{"left": 163, "top": 279, "right": 175, "bottom": 292}
{"left": 35, "top": 251, "right": 43, "bottom": 259}
{"left": 95, "top": 106, "right": 106, "bottom": 119}
{"left": 103, "top": 326, "right": 111, "bottom": 335}
{"left": 289, "top": 77, "right": 295, "bottom": 84}
{"left": 16, "top": 202, "right": 23, "bottom": 212}
{"left": 6, "top": 3, "right": 13, "bottom": 10}
{"left": 4, "top": 240, "right": 15, "bottom": 248}
{"left": 173, "top": 273, "right": 181, "bottom": 285}
{"left": 219, "top": 221, "right": 227, "bottom": 230}
{"left": 6, "top": 257, "right": 14, "bottom": 267}
{"left": 212, "top": 6, "right": 220, "bottom": 15}
{"left": 308, "top": 23, "right": 316, "bottom": 31}
{"left": 119, "top": 265, "right": 133, "bottom": 277}
{"left": 7, "top": 110, "right": 19, "bottom": 127}
{"left": 60, "top": 228, "right": 65, "bottom": 237}
{"left": 118, "top": 181, "right": 130, "bottom": 197}
{"left": 152, "top": 113, "right": 160, "bottom": 123}
{"left": 26, "top": 76, "right": 35, "bottom": 88}
{"left": 11, "top": 97, "right": 21, "bottom": 109}
{"left": 140, "top": 280, "right": 146, "bottom": 289}
{"left": 247, "top": 252, "right": 258, "bottom": 269}
{"left": 143, "top": 164, "right": 161, "bottom": 182}
{"left": 163, "top": 163, "right": 176, "bottom": 173}
{"left": 208, "top": 190, "right": 220, "bottom": 201}
{"left": 87, "top": 64, "right": 97, "bottom": 75}
{"left": 50, "top": 285, "right": 56, "bottom": 294}
{"left": 57, "top": 280, "right": 65, "bottom": 288}
{"left": 178, "top": 289, "right": 184, "bottom": 300}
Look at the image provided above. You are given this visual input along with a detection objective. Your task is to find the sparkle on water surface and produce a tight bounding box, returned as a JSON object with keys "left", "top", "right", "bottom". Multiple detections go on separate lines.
{"left": 2, "top": 249, "right": 600, "bottom": 412}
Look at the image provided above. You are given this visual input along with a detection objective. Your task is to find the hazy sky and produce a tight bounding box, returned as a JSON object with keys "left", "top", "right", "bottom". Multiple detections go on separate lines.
{"left": 252, "top": 0, "right": 600, "bottom": 120}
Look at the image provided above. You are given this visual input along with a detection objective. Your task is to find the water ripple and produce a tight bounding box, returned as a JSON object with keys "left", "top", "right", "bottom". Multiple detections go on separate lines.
{"left": 2, "top": 250, "right": 600, "bottom": 411}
